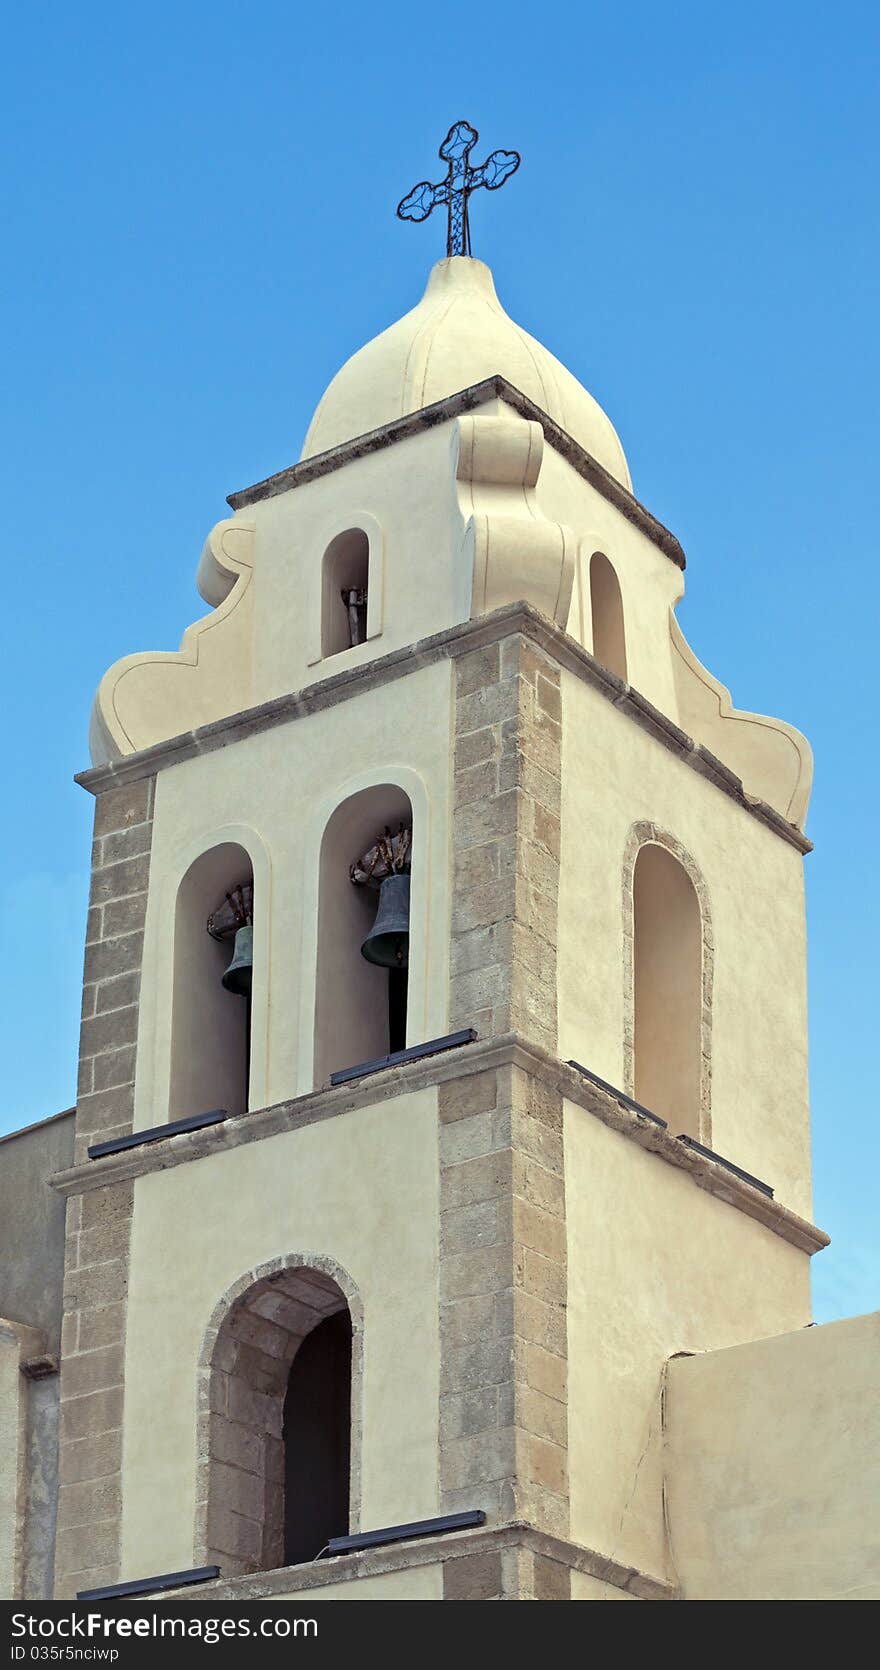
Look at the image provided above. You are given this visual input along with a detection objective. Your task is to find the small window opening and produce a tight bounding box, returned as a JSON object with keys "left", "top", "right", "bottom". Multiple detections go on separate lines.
{"left": 589, "top": 551, "right": 628, "bottom": 681}
{"left": 322, "top": 529, "right": 370, "bottom": 657}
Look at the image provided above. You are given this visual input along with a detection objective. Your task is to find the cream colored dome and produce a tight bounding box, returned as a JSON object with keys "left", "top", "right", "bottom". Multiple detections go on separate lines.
{"left": 301, "top": 257, "right": 631, "bottom": 488}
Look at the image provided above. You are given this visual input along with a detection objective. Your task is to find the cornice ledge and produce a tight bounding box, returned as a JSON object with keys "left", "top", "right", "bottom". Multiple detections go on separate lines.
{"left": 73, "top": 604, "right": 812, "bottom": 854}
{"left": 51, "top": 1032, "right": 829, "bottom": 1255}
{"left": 226, "top": 375, "right": 686, "bottom": 571}
{"left": 157, "top": 1519, "right": 676, "bottom": 1602}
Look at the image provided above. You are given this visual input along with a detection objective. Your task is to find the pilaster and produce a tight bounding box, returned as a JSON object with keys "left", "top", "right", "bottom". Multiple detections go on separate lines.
{"left": 54, "top": 779, "right": 154, "bottom": 1597}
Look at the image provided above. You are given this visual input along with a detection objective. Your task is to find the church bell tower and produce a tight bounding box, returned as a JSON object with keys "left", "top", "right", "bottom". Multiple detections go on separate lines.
{"left": 51, "top": 134, "right": 825, "bottom": 1603}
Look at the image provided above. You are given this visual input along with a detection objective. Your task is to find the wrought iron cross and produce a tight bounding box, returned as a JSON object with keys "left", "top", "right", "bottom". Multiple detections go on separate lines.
{"left": 397, "top": 121, "right": 520, "bottom": 257}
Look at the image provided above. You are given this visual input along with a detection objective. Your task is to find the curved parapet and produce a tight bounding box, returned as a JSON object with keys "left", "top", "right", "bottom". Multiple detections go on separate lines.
{"left": 89, "top": 520, "right": 255, "bottom": 765}
{"left": 670, "top": 611, "right": 813, "bottom": 829}
{"left": 455, "top": 412, "right": 576, "bottom": 626}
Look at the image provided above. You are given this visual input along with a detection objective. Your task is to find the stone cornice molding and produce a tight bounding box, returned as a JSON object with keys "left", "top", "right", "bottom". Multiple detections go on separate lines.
{"left": 158, "top": 1519, "right": 676, "bottom": 1602}
{"left": 75, "top": 604, "right": 812, "bottom": 854}
{"left": 50, "top": 1033, "right": 829, "bottom": 1257}
{"left": 226, "top": 375, "right": 687, "bottom": 572}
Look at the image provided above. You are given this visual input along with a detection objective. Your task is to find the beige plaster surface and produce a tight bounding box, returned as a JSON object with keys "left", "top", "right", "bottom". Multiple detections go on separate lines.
{"left": 564, "top": 1103, "right": 812, "bottom": 1586}
{"left": 571, "top": 1571, "right": 636, "bottom": 1600}
{"left": 133, "top": 657, "right": 452, "bottom": 1127}
{"left": 0, "top": 1319, "right": 42, "bottom": 1599}
{"left": 665, "top": 1311, "right": 880, "bottom": 1600}
{"left": 266, "top": 1566, "right": 443, "bottom": 1600}
{"left": 87, "top": 261, "right": 810, "bottom": 835}
{"left": 558, "top": 669, "right": 812, "bottom": 1216}
{"left": 301, "top": 258, "right": 631, "bottom": 487}
{"left": 118, "top": 1091, "right": 440, "bottom": 1584}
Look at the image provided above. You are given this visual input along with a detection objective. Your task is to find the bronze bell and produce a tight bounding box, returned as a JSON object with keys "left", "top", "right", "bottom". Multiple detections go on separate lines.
{"left": 361, "top": 873, "right": 410, "bottom": 968}
{"left": 221, "top": 924, "right": 253, "bottom": 996}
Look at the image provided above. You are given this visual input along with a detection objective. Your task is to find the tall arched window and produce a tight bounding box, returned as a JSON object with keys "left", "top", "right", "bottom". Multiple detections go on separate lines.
{"left": 169, "top": 843, "right": 253, "bottom": 1121}
{"left": 197, "top": 1259, "right": 361, "bottom": 1577}
{"left": 632, "top": 842, "right": 703, "bottom": 1137}
{"left": 321, "top": 528, "right": 370, "bottom": 658}
{"left": 589, "top": 551, "right": 627, "bottom": 682}
{"left": 314, "top": 783, "right": 413, "bottom": 1086}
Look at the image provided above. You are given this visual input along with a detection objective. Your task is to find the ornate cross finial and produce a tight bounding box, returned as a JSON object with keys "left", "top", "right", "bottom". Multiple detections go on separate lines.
{"left": 397, "top": 120, "right": 520, "bottom": 257}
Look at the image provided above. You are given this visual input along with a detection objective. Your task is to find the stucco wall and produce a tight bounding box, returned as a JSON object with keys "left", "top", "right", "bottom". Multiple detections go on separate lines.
{"left": 558, "top": 670, "right": 812, "bottom": 1217}
{"left": 0, "top": 1111, "right": 74, "bottom": 1599}
{"left": 263, "top": 1566, "right": 443, "bottom": 1601}
{"left": 119, "top": 1089, "right": 440, "bottom": 1583}
{"left": 564, "top": 1102, "right": 811, "bottom": 1585}
{"left": 0, "top": 1111, "right": 74, "bottom": 1351}
{"left": 134, "top": 656, "right": 453, "bottom": 1129}
{"left": 665, "top": 1311, "right": 880, "bottom": 1600}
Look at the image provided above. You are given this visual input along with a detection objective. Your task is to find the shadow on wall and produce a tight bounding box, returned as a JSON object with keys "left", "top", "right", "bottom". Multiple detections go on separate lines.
{"left": 589, "top": 551, "right": 627, "bottom": 682}
{"left": 633, "top": 842, "right": 703, "bottom": 1139}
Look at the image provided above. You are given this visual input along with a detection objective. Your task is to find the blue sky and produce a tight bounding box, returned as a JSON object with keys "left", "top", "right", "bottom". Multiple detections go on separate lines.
{"left": 1, "top": 2, "right": 876, "bottom": 1323}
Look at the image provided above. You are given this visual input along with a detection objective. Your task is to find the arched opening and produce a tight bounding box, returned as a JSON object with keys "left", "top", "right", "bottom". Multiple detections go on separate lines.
{"left": 633, "top": 842, "right": 703, "bottom": 1136}
{"left": 283, "top": 1311, "right": 352, "bottom": 1565}
{"left": 169, "top": 843, "right": 254, "bottom": 1121}
{"left": 314, "top": 784, "right": 413, "bottom": 1086}
{"left": 589, "top": 551, "right": 627, "bottom": 681}
{"left": 199, "top": 1261, "right": 359, "bottom": 1577}
{"left": 321, "top": 528, "right": 370, "bottom": 658}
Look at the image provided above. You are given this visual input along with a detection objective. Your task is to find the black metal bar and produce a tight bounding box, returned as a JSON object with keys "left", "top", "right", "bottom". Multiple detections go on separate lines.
{"left": 329, "top": 1029, "right": 477, "bottom": 1087}
{"left": 567, "top": 1061, "right": 668, "bottom": 1129}
{"left": 77, "top": 1565, "right": 220, "bottom": 1601}
{"left": 675, "top": 1134, "right": 774, "bottom": 1198}
{"left": 88, "top": 1109, "right": 228, "bottom": 1161}
{"left": 325, "top": 1509, "right": 485, "bottom": 1558}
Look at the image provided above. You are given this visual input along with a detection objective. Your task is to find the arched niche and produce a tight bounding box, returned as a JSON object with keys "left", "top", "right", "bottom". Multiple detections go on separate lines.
{"left": 590, "top": 550, "right": 628, "bottom": 682}
{"left": 195, "top": 1254, "right": 363, "bottom": 1577}
{"left": 313, "top": 783, "right": 414, "bottom": 1086}
{"left": 169, "top": 841, "right": 254, "bottom": 1121}
{"left": 623, "top": 825, "right": 713, "bottom": 1140}
{"left": 321, "top": 528, "right": 370, "bottom": 658}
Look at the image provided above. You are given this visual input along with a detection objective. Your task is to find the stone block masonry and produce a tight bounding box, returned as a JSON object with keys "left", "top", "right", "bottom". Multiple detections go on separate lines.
{"left": 54, "top": 778, "right": 154, "bottom": 1598}
{"left": 449, "top": 633, "right": 562, "bottom": 1053}
{"left": 438, "top": 1062, "right": 569, "bottom": 1565}
{"left": 440, "top": 633, "right": 568, "bottom": 1578}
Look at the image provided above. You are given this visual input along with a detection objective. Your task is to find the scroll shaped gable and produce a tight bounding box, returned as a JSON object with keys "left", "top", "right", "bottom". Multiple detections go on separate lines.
{"left": 89, "top": 519, "right": 255, "bottom": 765}
{"left": 670, "top": 612, "right": 813, "bottom": 829}
{"left": 454, "top": 411, "right": 577, "bottom": 627}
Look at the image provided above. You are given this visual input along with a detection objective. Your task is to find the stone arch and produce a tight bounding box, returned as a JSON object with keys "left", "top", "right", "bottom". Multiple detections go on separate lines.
{"left": 621, "top": 821, "right": 714, "bottom": 1139}
{"left": 194, "top": 1253, "right": 364, "bottom": 1576}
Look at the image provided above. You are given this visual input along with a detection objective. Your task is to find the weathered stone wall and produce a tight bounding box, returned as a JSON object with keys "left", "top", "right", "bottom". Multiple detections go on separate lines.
{"left": 54, "top": 779, "right": 154, "bottom": 1598}
{"left": 448, "top": 633, "right": 562, "bottom": 1051}
{"left": 438, "top": 631, "right": 569, "bottom": 1582}
{"left": 0, "top": 1109, "right": 74, "bottom": 1599}
{"left": 438, "top": 1057, "right": 569, "bottom": 1577}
